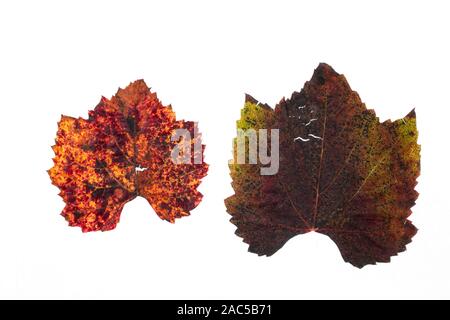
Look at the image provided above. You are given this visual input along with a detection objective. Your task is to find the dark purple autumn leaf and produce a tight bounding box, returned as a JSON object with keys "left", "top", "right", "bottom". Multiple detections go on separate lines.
{"left": 225, "top": 63, "right": 420, "bottom": 268}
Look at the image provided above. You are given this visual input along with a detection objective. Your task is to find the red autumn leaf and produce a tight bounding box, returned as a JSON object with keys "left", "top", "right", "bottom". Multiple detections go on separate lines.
{"left": 49, "top": 80, "right": 208, "bottom": 232}
{"left": 225, "top": 63, "right": 420, "bottom": 268}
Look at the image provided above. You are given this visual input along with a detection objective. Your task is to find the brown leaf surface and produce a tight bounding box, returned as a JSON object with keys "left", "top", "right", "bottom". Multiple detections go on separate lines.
{"left": 225, "top": 64, "right": 420, "bottom": 267}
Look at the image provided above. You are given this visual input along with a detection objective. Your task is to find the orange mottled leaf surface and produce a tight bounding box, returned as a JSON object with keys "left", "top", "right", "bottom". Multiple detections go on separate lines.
{"left": 225, "top": 64, "right": 420, "bottom": 268}
{"left": 49, "top": 80, "right": 208, "bottom": 232}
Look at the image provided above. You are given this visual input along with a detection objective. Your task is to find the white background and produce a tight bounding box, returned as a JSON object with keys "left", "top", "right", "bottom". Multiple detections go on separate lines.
{"left": 0, "top": 0, "right": 449, "bottom": 299}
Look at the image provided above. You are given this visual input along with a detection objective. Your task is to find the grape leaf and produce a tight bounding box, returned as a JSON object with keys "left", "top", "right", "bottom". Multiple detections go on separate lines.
{"left": 225, "top": 63, "right": 420, "bottom": 268}
{"left": 49, "top": 80, "right": 208, "bottom": 232}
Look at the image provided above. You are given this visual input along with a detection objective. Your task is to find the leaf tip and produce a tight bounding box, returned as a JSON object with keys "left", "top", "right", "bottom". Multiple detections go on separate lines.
{"left": 244, "top": 93, "right": 258, "bottom": 104}
{"left": 314, "top": 62, "right": 338, "bottom": 76}
{"left": 405, "top": 108, "right": 416, "bottom": 119}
